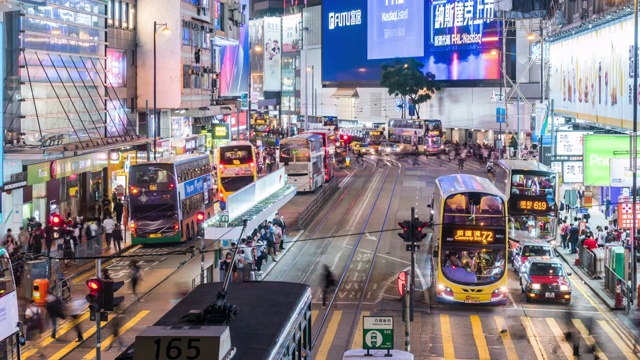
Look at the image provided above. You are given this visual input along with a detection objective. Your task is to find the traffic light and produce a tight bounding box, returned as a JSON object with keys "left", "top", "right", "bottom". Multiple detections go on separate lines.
{"left": 397, "top": 221, "right": 411, "bottom": 242}
{"left": 196, "top": 212, "right": 205, "bottom": 223}
{"left": 411, "top": 219, "right": 428, "bottom": 243}
{"left": 86, "top": 278, "right": 103, "bottom": 312}
{"left": 102, "top": 280, "right": 125, "bottom": 311}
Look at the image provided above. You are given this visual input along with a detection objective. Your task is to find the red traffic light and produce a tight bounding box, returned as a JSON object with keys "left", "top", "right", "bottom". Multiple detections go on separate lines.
{"left": 398, "top": 222, "right": 408, "bottom": 231}
{"left": 196, "top": 212, "right": 205, "bottom": 223}
{"left": 50, "top": 214, "right": 62, "bottom": 226}
{"left": 397, "top": 271, "right": 407, "bottom": 297}
{"left": 87, "top": 278, "right": 101, "bottom": 291}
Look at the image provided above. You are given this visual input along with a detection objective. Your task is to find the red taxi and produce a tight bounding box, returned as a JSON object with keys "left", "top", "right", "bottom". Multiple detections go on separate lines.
{"left": 511, "top": 241, "right": 555, "bottom": 274}
{"left": 519, "top": 258, "right": 572, "bottom": 304}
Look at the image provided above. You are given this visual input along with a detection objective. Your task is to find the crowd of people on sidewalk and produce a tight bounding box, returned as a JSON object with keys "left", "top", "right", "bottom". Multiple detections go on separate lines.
{"left": 219, "top": 213, "right": 287, "bottom": 282}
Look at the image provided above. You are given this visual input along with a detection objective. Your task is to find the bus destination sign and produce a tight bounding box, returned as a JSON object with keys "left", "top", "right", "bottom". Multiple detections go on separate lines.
{"left": 517, "top": 200, "right": 548, "bottom": 211}
{"left": 453, "top": 229, "right": 494, "bottom": 243}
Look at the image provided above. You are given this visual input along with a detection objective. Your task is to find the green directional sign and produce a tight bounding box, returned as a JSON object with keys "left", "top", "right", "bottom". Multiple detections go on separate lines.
{"left": 363, "top": 316, "right": 394, "bottom": 350}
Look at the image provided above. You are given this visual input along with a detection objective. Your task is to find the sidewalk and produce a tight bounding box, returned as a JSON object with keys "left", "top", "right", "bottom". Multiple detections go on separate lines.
{"left": 556, "top": 188, "right": 640, "bottom": 312}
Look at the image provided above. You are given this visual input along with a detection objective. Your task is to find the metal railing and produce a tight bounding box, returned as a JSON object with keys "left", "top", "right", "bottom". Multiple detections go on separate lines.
{"left": 603, "top": 265, "right": 633, "bottom": 301}
{"left": 191, "top": 265, "right": 214, "bottom": 289}
{"left": 298, "top": 178, "right": 339, "bottom": 230}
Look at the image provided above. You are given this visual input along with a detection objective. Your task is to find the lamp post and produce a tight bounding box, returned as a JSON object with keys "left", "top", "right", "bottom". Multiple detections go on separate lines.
{"left": 632, "top": 0, "right": 638, "bottom": 300}
{"left": 305, "top": 65, "right": 314, "bottom": 131}
{"left": 153, "top": 21, "right": 171, "bottom": 160}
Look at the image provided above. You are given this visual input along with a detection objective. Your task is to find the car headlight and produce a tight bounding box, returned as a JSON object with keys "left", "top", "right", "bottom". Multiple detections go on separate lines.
{"left": 560, "top": 285, "right": 570, "bottom": 291}
{"left": 531, "top": 283, "right": 541, "bottom": 290}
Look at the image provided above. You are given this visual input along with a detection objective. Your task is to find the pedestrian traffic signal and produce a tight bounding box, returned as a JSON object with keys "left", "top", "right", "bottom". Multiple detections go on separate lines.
{"left": 50, "top": 213, "right": 62, "bottom": 227}
{"left": 196, "top": 212, "right": 205, "bottom": 223}
{"left": 397, "top": 221, "right": 411, "bottom": 242}
{"left": 102, "top": 280, "right": 125, "bottom": 311}
{"left": 411, "top": 219, "right": 428, "bottom": 243}
{"left": 86, "top": 278, "right": 103, "bottom": 312}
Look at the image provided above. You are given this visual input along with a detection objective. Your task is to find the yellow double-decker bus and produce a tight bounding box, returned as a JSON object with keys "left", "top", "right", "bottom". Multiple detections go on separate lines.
{"left": 215, "top": 141, "right": 257, "bottom": 210}
{"left": 431, "top": 174, "right": 509, "bottom": 305}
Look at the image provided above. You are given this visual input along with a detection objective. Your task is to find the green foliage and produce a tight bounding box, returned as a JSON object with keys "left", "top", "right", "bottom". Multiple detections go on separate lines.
{"left": 508, "top": 134, "right": 518, "bottom": 148}
{"left": 380, "top": 58, "right": 441, "bottom": 119}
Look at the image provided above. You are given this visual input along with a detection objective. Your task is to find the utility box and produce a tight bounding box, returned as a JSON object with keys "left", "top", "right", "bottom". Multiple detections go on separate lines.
{"left": 22, "top": 260, "right": 47, "bottom": 300}
{"left": 32, "top": 279, "right": 49, "bottom": 306}
{"left": 610, "top": 246, "right": 626, "bottom": 280}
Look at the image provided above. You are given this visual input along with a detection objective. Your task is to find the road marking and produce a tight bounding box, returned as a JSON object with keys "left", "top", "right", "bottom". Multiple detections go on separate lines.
{"left": 315, "top": 310, "right": 343, "bottom": 360}
{"left": 22, "top": 312, "right": 92, "bottom": 359}
{"left": 440, "top": 314, "right": 455, "bottom": 360}
{"left": 354, "top": 248, "right": 410, "bottom": 264}
{"left": 73, "top": 245, "right": 142, "bottom": 283}
{"left": 82, "top": 310, "right": 150, "bottom": 359}
{"left": 312, "top": 310, "right": 319, "bottom": 325}
{"left": 572, "top": 319, "right": 608, "bottom": 360}
{"left": 350, "top": 310, "right": 370, "bottom": 349}
{"left": 520, "top": 316, "right": 547, "bottom": 360}
{"left": 494, "top": 316, "right": 518, "bottom": 360}
{"left": 507, "top": 293, "right": 518, "bottom": 308}
{"left": 571, "top": 277, "right": 637, "bottom": 348}
{"left": 470, "top": 315, "right": 490, "bottom": 359}
{"left": 49, "top": 315, "right": 112, "bottom": 360}
{"left": 597, "top": 320, "right": 637, "bottom": 359}
{"left": 545, "top": 317, "right": 573, "bottom": 359}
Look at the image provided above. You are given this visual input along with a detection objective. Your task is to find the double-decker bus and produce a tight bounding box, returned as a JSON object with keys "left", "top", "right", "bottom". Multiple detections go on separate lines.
{"left": 307, "top": 129, "right": 337, "bottom": 182}
{"left": 129, "top": 155, "right": 214, "bottom": 244}
{"left": 424, "top": 119, "right": 444, "bottom": 155}
{"left": 215, "top": 141, "right": 258, "bottom": 209}
{"left": 494, "top": 160, "right": 559, "bottom": 251}
{"left": 431, "top": 174, "right": 509, "bottom": 305}
{"left": 252, "top": 115, "right": 270, "bottom": 138}
{"left": 387, "top": 118, "right": 425, "bottom": 152}
{"left": 366, "top": 129, "right": 385, "bottom": 153}
{"left": 279, "top": 133, "right": 325, "bottom": 192}
{"left": 0, "top": 248, "right": 20, "bottom": 359}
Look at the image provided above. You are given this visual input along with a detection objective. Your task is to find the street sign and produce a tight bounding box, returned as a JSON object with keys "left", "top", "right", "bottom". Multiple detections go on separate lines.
{"left": 363, "top": 316, "right": 394, "bottom": 350}
{"left": 496, "top": 100, "right": 506, "bottom": 123}
{"left": 405, "top": 244, "right": 420, "bottom": 252}
{"left": 578, "top": 207, "right": 589, "bottom": 214}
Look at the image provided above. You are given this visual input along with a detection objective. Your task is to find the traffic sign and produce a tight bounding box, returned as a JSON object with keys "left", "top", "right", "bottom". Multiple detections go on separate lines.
{"left": 496, "top": 100, "right": 506, "bottom": 123}
{"left": 578, "top": 207, "right": 589, "bottom": 214}
{"left": 363, "top": 316, "right": 394, "bottom": 350}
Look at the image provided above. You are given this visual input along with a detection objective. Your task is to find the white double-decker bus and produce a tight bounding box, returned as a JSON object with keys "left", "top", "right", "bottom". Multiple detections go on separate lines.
{"left": 279, "top": 133, "right": 325, "bottom": 192}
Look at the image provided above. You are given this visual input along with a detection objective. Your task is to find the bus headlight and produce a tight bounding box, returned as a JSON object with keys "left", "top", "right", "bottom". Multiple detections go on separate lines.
{"left": 531, "top": 283, "right": 541, "bottom": 290}
{"left": 437, "top": 284, "right": 446, "bottom": 291}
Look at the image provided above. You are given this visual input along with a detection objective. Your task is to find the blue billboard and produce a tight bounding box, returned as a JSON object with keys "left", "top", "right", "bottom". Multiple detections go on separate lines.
{"left": 322, "top": 0, "right": 504, "bottom": 85}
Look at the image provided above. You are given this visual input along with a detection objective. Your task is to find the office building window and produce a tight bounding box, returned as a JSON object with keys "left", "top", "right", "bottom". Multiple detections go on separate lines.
{"left": 182, "top": 27, "right": 191, "bottom": 46}
{"left": 129, "top": 5, "right": 135, "bottom": 30}
{"left": 108, "top": 0, "right": 114, "bottom": 26}
{"left": 122, "top": 2, "right": 129, "bottom": 29}
{"left": 183, "top": 65, "right": 192, "bottom": 89}
{"left": 114, "top": 0, "right": 120, "bottom": 28}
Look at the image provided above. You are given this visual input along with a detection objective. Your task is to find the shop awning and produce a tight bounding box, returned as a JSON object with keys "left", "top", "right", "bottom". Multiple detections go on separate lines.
{"left": 331, "top": 88, "right": 359, "bottom": 98}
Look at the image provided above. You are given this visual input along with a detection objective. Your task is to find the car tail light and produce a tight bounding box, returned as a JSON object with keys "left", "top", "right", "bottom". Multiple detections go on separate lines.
{"left": 174, "top": 222, "right": 179, "bottom": 232}
{"left": 249, "top": 162, "right": 255, "bottom": 167}
{"left": 130, "top": 222, "right": 136, "bottom": 235}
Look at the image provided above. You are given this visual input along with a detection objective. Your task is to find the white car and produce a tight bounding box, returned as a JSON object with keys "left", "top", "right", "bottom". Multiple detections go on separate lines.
{"left": 379, "top": 142, "right": 399, "bottom": 154}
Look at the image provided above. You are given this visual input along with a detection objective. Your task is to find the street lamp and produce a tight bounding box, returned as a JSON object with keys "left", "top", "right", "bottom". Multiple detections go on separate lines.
{"left": 306, "top": 65, "right": 314, "bottom": 132}
{"left": 153, "top": 21, "right": 171, "bottom": 160}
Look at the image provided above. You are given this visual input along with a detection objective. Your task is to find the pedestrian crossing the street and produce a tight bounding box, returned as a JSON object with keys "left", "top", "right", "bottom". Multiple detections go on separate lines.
{"left": 311, "top": 309, "right": 639, "bottom": 360}
{"left": 364, "top": 156, "right": 487, "bottom": 172}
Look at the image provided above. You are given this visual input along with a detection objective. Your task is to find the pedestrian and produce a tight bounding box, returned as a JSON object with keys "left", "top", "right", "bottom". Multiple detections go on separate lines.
{"left": 219, "top": 252, "right": 235, "bottom": 282}
{"left": 129, "top": 260, "right": 143, "bottom": 301}
{"left": 559, "top": 220, "right": 569, "bottom": 249}
{"left": 254, "top": 240, "right": 268, "bottom": 272}
{"left": 605, "top": 196, "right": 611, "bottom": 219}
{"left": 114, "top": 198, "right": 124, "bottom": 225}
{"left": 237, "top": 240, "right": 255, "bottom": 282}
{"left": 45, "top": 294, "right": 65, "bottom": 340}
{"left": 102, "top": 268, "right": 112, "bottom": 280}
{"left": 25, "top": 300, "right": 45, "bottom": 357}
{"left": 30, "top": 223, "right": 44, "bottom": 254}
{"left": 67, "top": 297, "right": 85, "bottom": 342}
{"left": 106, "top": 307, "right": 126, "bottom": 351}
{"left": 568, "top": 222, "right": 580, "bottom": 254}
{"left": 112, "top": 224, "right": 123, "bottom": 253}
{"left": 102, "top": 215, "right": 115, "bottom": 250}
{"left": 18, "top": 226, "right": 29, "bottom": 253}
{"left": 322, "top": 264, "right": 336, "bottom": 308}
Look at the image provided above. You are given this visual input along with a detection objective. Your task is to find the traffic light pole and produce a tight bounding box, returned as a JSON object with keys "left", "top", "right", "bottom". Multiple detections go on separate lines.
{"left": 410, "top": 207, "right": 416, "bottom": 323}
{"left": 95, "top": 258, "right": 102, "bottom": 360}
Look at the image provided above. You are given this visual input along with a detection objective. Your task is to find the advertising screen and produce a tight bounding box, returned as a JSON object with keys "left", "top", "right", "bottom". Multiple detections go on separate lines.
{"left": 249, "top": 19, "right": 264, "bottom": 102}
{"left": 263, "top": 17, "right": 282, "bottom": 91}
{"left": 583, "top": 134, "right": 640, "bottom": 186}
{"left": 322, "top": 0, "right": 502, "bottom": 85}
{"left": 106, "top": 49, "right": 126, "bottom": 87}
{"left": 548, "top": 18, "right": 637, "bottom": 125}
{"left": 282, "top": 14, "right": 302, "bottom": 53}
{"left": 219, "top": 0, "right": 249, "bottom": 96}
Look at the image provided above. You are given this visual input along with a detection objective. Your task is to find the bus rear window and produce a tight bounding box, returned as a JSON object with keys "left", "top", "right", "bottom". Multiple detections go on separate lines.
{"left": 220, "top": 147, "right": 252, "bottom": 165}
{"left": 133, "top": 168, "right": 170, "bottom": 184}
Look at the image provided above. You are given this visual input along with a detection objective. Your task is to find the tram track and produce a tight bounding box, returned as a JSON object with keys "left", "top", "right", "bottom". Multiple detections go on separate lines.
{"left": 311, "top": 157, "right": 402, "bottom": 356}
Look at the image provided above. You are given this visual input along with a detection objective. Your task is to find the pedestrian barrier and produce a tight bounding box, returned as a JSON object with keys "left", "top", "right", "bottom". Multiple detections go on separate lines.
{"left": 579, "top": 247, "right": 596, "bottom": 278}
{"left": 297, "top": 178, "right": 339, "bottom": 230}
{"left": 191, "top": 264, "right": 214, "bottom": 288}
{"left": 604, "top": 265, "right": 631, "bottom": 300}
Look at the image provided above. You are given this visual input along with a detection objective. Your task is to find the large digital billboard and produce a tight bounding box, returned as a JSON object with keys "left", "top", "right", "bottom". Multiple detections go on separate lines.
{"left": 322, "top": 0, "right": 503, "bottom": 85}
{"left": 220, "top": 0, "right": 249, "bottom": 97}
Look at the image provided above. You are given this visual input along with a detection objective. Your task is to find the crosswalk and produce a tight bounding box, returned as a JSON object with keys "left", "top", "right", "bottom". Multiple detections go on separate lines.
{"left": 312, "top": 309, "right": 640, "bottom": 359}
{"left": 22, "top": 309, "right": 149, "bottom": 359}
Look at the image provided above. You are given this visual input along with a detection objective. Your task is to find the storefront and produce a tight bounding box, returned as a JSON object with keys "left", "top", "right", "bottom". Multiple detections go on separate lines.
{"left": 173, "top": 135, "right": 199, "bottom": 154}
{"left": 26, "top": 152, "right": 109, "bottom": 221}
{"left": 108, "top": 150, "right": 138, "bottom": 201}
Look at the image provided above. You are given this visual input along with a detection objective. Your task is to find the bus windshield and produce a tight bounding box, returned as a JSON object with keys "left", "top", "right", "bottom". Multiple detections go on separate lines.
{"left": 509, "top": 214, "right": 556, "bottom": 241}
{"left": 444, "top": 193, "right": 505, "bottom": 227}
{"left": 426, "top": 137, "right": 442, "bottom": 148}
{"left": 441, "top": 247, "right": 506, "bottom": 285}
{"left": 254, "top": 123, "right": 268, "bottom": 132}
{"left": 280, "top": 143, "right": 311, "bottom": 163}
{"left": 510, "top": 171, "right": 556, "bottom": 197}
{"left": 220, "top": 146, "right": 253, "bottom": 165}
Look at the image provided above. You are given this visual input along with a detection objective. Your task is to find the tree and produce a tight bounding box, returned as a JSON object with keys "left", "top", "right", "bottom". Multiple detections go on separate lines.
{"left": 380, "top": 58, "right": 441, "bottom": 119}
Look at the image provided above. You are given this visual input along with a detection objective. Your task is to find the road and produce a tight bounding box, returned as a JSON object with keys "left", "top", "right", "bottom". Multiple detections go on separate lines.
{"left": 31, "top": 153, "right": 640, "bottom": 359}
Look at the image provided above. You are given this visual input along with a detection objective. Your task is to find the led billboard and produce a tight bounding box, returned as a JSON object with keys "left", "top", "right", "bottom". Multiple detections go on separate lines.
{"left": 220, "top": 0, "right": 249, "bottom": 96}
{"left": 322, "top": 0, "right": 503, "bottom": 86}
